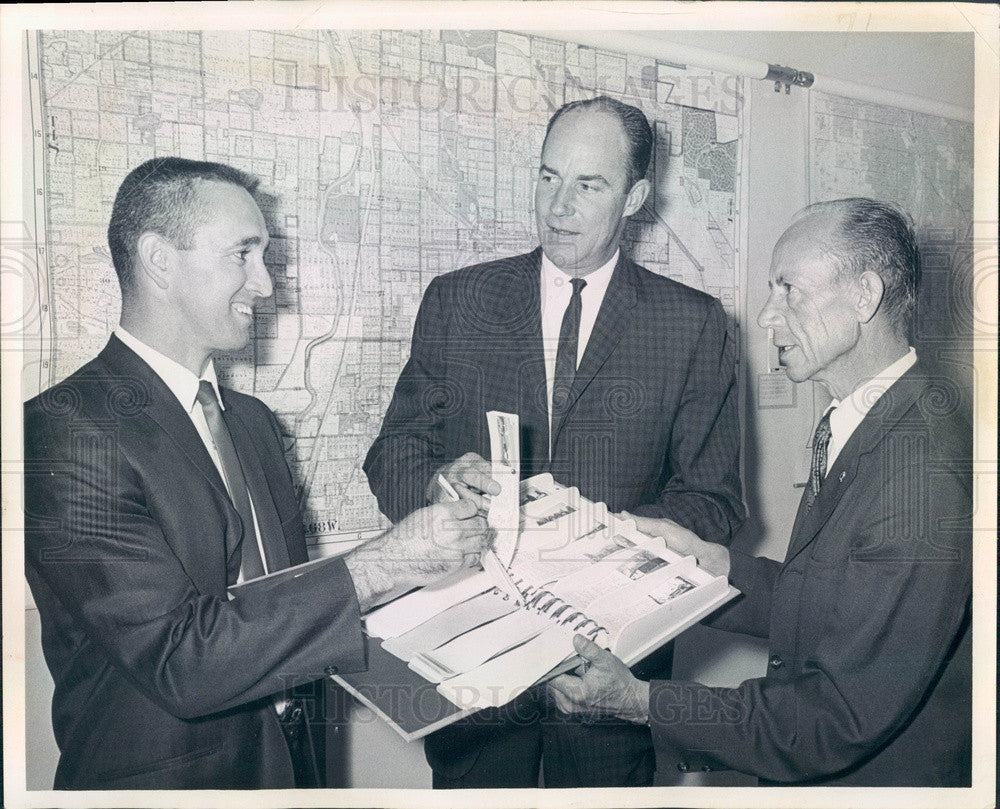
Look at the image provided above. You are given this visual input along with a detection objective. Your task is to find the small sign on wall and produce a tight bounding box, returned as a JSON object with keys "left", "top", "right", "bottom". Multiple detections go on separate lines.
{"left": 757, "top": 371, "right": 796, "bottom": 409}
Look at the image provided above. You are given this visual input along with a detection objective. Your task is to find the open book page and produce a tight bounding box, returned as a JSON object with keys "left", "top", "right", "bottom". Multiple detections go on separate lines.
{"left": 359, "top": 472, "right": 737, "bottom": 715}
{"left": 436, "top": 554, "right": 732, "bottom": 710}
{"left": 381, "top": 588, "right": 519, "bottom": 662}
{"left": 510, "top": 488, "right": 674, "bottom": 587}
{"left": 435, "top": 626, "right": 580, "bottom": 710}
{"left": 584, "top": 556, "right": 725, "bottom": 660}
{"left": 363, "top": 567, "right": 492, "bottom": 640}
{"left": 409, "top": 607, "right": 552, "bottom": 683}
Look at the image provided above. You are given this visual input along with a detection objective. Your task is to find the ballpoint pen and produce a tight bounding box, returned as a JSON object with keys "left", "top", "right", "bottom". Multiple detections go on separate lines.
{"left": 438, "top": 475, "right": 522, "bottom": 604}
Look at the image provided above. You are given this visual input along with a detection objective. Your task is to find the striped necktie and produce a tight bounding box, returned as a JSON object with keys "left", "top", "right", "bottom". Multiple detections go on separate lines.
{"left": 196, "top": 381, "right": 266, "bottom": 582}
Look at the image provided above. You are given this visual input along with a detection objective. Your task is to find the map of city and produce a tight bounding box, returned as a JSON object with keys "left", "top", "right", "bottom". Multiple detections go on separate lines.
{"left": 809, "top": 92, "right": 974, "bottom": 390}
{"left": 33, "top": 29, "right": 743, "bottom": 550}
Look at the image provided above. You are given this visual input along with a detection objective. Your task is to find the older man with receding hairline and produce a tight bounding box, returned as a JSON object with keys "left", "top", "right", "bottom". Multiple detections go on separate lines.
{"left": 550, "top": 198, "right": 972, "bottom": 787}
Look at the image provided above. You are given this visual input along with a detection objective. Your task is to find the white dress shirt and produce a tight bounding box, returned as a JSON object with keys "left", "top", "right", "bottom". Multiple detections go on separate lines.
{"left": 540, "top": 250, "right": 618, "bottom": 455}
{"left": 114, "top": 326, "right": 270, "bottom": 581}
{"left": 824, "top": 347, "right": 918, "bottom": 472}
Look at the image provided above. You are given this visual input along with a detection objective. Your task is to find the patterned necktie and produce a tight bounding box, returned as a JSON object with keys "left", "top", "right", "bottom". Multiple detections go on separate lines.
{"left": 196, "top": 381, "right": 266, "bottom": 582}
{"left": 805, "top": 406, "right": 835, "bottom": 511}
{"left": 552, "top": 277, "right": 587, "bottom": 429}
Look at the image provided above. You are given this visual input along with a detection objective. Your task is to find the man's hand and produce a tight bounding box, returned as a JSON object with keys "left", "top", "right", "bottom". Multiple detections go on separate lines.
{"left": 427, "top": 452, "right": 500, "bottom": 513}
{"left": 623, "top": 513, "right": 731, "bottom": 579}
{"left": 345, "top": 499, "right": 490, "bottom": 612}
{"left": 548, "top": 635, "right": 650, "bottom": 724}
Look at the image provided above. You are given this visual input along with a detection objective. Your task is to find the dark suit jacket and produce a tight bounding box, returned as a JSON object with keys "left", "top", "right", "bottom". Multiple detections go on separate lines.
{"left": 24, "top": 336, "right": 367, "bottom": 789}
{"left": 364, "top": 248, "right": 744, "bottom": 545}
{"left": 648, "top": 364, "right": 972, "bottom": 786}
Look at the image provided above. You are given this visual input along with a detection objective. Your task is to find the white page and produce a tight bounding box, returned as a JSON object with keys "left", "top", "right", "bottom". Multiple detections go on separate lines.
{"left": 508, "top": 522, "right": 623, "bottom": 588}
{"left": 435, "top": 625, "right": 577, "bottom": 710}
{"left": 381, "top": 588, "right": 519, "bottom": 661}
{"left": 411, "top": 607, "right": 549, "bottom": 682}
{"left": 536, "top": 545, "right": 663, "bottom": 607}
{"left": 363, "top": 568, "right": 492, "bottom": 639}
{"left": 584, "top": 558, "right": 713, "bottom": 638}
{"left": 518, "top": 473, "right": 559, "bottom": 505}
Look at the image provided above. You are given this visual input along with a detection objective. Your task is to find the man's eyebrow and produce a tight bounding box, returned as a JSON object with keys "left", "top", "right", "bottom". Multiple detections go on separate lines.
{"left": 227, "top": 235, "right": 265, "bottom": 249}
{"left": 539, "top": 165, "right": 610, "bottom": 185}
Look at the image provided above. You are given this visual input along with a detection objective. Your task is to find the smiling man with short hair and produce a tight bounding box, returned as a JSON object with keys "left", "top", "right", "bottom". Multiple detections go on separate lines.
{"left": 24, "top": 157, "right": 490, "bottom": 789}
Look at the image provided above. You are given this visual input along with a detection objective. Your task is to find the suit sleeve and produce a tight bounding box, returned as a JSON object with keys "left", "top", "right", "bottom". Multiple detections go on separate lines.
{"left": 363, "top": 276, "right": 449, "bottom": 523}
{"left": 629, "top": 299, "right": 745, "bottom": 545}
{"left": 24, "top": 403, "right": 366, "bottom": 721}
{"left": 701, "top": 549, "right": 780, "bottom": 639}
{"left": 645, "top": 450, "right": 971, "bottom": 782}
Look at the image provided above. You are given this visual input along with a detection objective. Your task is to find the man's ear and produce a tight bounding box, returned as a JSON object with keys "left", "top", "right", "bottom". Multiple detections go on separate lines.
{"left": 622, "top": 178, "right": 651, "bottom": 218}
{"left": 856, "top": 270, "right": 885, "bottom": 324}
{"left": 135, "top": 232, "right": 173, "bottom": 290}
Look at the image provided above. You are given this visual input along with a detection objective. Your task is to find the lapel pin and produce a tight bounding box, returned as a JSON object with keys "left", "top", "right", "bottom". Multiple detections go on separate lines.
{"left": 839, "top": 471, "right": 846, "bottom": 482}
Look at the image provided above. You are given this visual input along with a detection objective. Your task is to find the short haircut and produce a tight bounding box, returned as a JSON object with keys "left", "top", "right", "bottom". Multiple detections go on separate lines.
{"left": 108, "top": 157, "right": 259, "bottom": 293}
{"left": 797, "top": 198, "right": 920, "bottom": 336}
{"left": 543, "top": 96, "right": 653, "bottom": 190}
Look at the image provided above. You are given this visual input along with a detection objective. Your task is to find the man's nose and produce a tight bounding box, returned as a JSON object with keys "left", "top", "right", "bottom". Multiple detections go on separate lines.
{"left": 247, "top": 255, "right": 273, "bottom": 299}
{"left": 550, "top": 185, "right": 575, "bottom": 217}
{"left": 757, "top": 290, "right": 781, "bottom": 329}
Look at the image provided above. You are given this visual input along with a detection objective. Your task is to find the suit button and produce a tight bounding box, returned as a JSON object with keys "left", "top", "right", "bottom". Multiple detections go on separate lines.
{"left": 677, "top": 762, "right": 690, "bottom": 772}
{"left": 769, "top": 655, "right": 783, "bottom": 669}
{"left": 324, "top": 665, "right": 338, "bottom": 676}
{"left": 701, "top": 765, "right": 712, "bottom": 772}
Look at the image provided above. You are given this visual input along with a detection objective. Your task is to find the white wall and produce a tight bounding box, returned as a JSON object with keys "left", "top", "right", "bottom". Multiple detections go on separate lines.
{"left": 642, "top": 31, "right": 974, "bottom": 110}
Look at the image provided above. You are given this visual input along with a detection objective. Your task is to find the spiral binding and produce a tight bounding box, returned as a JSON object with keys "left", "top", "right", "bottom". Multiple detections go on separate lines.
{"left": 522, "top": 586, "right": 607, "bottom": 640}
{"left": 489, "top": 580, "right": 606, "bottom": 641}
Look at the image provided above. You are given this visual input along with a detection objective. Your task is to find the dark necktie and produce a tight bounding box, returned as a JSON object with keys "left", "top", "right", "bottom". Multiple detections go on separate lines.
{"left": 551, "top": 277, "right": 587, "bottom": 430}
{"left": 805, "top": 406, "right": 835, "bottom": 511}
{"left": 196, "top": 381, "right": 266, "bottom": 582}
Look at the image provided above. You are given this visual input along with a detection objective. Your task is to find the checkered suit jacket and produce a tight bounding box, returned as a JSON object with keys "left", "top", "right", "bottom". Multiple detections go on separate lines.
{"left": 364, "top": 247, "right": 744, "bottom": 545}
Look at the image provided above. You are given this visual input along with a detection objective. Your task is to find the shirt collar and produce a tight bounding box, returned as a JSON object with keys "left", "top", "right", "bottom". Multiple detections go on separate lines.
{"left": 540, "top": 248, "right": 618, "bottom": 300}
{"left": 828, "top": 347, "right": 917, "bottom": 439}
{"left": 114, "top": 326, "right": 223, "bottom": 413}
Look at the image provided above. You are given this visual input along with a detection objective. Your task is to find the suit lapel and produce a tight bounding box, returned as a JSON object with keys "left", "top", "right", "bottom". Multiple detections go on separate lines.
{"left": 509, "top": 250, "right": 549, "bottom": 474}
{"left": 224, "top": 400, "right": 292, "bottom": 572}
{"left": 784, "top": 368, "right": 927, "bottom": 564}
{"left": 98, "top": 336, "right": 235, "bottom": 585}
{"left": 99, "top": 336, "right": 232, "bottom": 502}
{"left": 550, "top": 254, "right": 638, "bottom": 451}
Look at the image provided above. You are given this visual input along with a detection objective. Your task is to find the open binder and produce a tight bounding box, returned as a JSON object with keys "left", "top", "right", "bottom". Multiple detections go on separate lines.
{"left": 332, "top": 473, "right": 738, "bottom": 742}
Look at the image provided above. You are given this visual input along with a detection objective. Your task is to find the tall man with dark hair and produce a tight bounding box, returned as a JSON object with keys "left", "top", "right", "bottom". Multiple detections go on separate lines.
{"left": 24, "top": 157, "right": 490, "bottom": 789}
{"left": 549, "top": 198, "right": 973, "bottom": 787}
{"left": 364, "top": 96, "right": 744, "bottom": 787}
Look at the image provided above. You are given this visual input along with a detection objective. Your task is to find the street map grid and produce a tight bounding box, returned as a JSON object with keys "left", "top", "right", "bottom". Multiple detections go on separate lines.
{"left": 809, "top": 91, "right": 974, "bottom": 391}
{"left": 33, "top": 29, "right": 743, "bottom": 549}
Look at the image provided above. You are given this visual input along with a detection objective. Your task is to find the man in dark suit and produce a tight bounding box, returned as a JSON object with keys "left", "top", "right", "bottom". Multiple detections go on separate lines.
{"left": 363, "top": 97, "right": 744, "bottom": 787}
{"left": 549, "top": 198, "right": 972, "bottom": 786}
{"left": 24, "top": 157, "right": 490, "bottom": 790}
